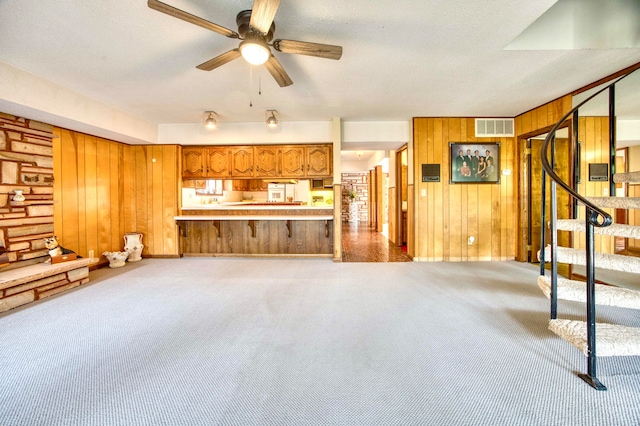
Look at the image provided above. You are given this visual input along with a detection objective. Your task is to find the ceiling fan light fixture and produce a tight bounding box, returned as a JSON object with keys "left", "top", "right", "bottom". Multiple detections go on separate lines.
{"left": 266, "top": 110, "right": 278, "bottom": 127}
{"left": 204, "top": 111, "right": 217, "bottom": 129}
{"left": 239, "top": 38, "right": 271, "bottom": 65}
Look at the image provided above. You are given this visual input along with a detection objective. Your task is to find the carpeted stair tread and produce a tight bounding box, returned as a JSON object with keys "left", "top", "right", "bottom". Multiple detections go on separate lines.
{"left": 544, "top": 246, "right": 640, "bottom": 274}
{"left": 614, "top": 171, "right": 640, "bottom": 183}
{"left": 538, "top": 275, "right": 640, "bottom": 309}
{"left": 549, "top": 319, "right": 640, "bottom": 357}
{"left": 586, "top": 196, "right": 640, "bottom": 209}
{"left": 555, "top": 219, "right": 640, "bottom": 239}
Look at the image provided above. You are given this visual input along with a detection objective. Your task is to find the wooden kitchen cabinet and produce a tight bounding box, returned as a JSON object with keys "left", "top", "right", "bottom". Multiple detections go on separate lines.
{"left": 205, "top": 147, "right": 230, "bottom": 178}
{"left": 281, "top": 146, "right": 306, "bottom": 178}
{"left": 254, "top": 146, "right": 279, "bottom": 177}
{"left": 182, "top": 148, "right": 206, "bottom": 178}
{"left": 182, "top": 147, "right": 229, "bottom": 178}
{"left": 232, "top": 179, "right": 268, "bottom": 191}
{"left": 230, "top": 147, "right": 254, "bottom": 178}
{"left": 306, "top": 145, "right": 332, "bottom": 177}
{"left": 182, "top": 144, "right": 333, "bottom": 180}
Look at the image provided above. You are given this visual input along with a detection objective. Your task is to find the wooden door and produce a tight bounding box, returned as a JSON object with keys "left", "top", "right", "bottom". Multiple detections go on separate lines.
{"left": 281, "top": 146, "right": 306, "bottom": 177}
{"left": 255, "top": 146, "right": 279, "bottom": 177}
{"left": 306, "top": 145, "right": 332, "bottom": 177}
{"left": 182, "top": 148, "right": 205, "bottom": 178}
{"left": 230, "top": 147, "right": 255, "bottom": 178}
{"left": 205, "top": 147, "right": 229, "bottom": 178}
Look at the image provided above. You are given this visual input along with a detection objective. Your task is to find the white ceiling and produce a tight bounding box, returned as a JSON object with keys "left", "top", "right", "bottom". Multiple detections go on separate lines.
{"left": 0, "top": 0, "right": 639, "bottom": 155}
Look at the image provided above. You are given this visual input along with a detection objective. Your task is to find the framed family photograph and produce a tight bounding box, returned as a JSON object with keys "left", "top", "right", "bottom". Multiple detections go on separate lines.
{"left": 450, "top": 142, "right": 500, "bottom": 184}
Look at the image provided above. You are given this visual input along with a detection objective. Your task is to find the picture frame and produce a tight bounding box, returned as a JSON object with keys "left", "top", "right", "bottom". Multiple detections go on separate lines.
{"left": 450, "top": 142, "right": 500, "bottom": 184}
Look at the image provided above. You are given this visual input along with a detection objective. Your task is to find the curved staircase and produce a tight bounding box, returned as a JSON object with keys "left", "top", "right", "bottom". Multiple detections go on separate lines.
{"left": 538, "top": 67, "right": 640, "bottom": 390}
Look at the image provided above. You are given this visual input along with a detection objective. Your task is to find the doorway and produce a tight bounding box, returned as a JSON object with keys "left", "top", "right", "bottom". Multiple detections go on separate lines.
{"left": 395, "top": 146, "right": 408, "bottom": 250}
{"left": 521, "top": 127, "right": 572, "bottom": 264}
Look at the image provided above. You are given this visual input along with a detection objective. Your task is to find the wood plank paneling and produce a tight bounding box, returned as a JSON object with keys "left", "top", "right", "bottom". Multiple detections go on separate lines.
{"left": 413, "top": 117, "right": 517, "bottom": 261}
{"left": 53, "top": 128, "right": 179, "bottom": 260}
{"left": 574, "top": 116, "right": 615, "bottom": 254}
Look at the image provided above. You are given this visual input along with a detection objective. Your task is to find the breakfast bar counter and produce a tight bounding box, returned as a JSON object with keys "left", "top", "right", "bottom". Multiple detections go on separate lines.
{"left": 176, "top": 204, "right": 334, "bottom": 257}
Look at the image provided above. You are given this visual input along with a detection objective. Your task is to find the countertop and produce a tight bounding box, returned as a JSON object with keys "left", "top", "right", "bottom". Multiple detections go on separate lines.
{"left": 182, "top": 204, "right": 333, "bottom": 211}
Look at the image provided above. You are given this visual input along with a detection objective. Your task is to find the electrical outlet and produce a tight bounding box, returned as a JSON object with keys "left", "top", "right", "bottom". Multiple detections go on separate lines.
{"left": 88, "top": 250, "right": 94, "bottom": 258}
{"left": 421, "top": 189, "right": 426, "bottom": 196}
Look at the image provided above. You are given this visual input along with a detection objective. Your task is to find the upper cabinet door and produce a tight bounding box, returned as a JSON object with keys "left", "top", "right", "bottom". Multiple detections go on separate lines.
{"left": 205, "top": 147, "right": 229, "bottom": 178}
{"left": 230, "top": 147, "right": 255, "bottom": 177}
{"left": 182, "top": 148, "right": 206, "bottom": 178}
{"left": 306, "top": 145, "right": 332, "bottom": 177}
{"left": 280, "top": 146, "right": 306, "bottom": 178}
{"left": 254, "top": 146, "right": 279, "bottom": 177}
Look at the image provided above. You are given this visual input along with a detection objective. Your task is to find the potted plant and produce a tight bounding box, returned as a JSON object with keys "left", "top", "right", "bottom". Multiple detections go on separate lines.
{"left": 347, "top": 189, "right": 357, "bottom": 202}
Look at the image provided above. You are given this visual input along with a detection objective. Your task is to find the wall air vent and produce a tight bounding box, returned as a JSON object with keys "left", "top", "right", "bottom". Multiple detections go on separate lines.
{"left": 475, "top": 118, "right": 514, "bottom": 137}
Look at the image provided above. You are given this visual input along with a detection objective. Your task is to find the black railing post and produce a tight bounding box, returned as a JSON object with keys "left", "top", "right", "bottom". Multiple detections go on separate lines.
{"left": 572, "top": 111, "right": 580, "bottom": 218}
{"left": 550, "top": 134, "right": 558, "bottom": 320}
{"left": 609, "top": 85, "right": 616, "bottom": 197}
{"left": 540, "top": 168, "right": 547, "bottom": 275}
{"left": 578, "top": 207, "right": 606, "bottom": 390}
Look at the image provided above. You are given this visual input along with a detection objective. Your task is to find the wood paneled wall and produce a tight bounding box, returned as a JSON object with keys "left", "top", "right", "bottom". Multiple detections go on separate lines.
{"left": 514, "top": 96, "right": 573, "bottom": 261}
{"left": 53, "top": 128, "right": 180, "bottom": 259}
{"left": 574, "top": 117, "right": 615, "bottom": 254}
{"left": 515, "top": 97, "right": 571, "bottom": 136}
{"left": 514, "top": 96, "right": 615, "bottom": 258}
{"left": 412, "top": 118, "right": 516, "bottom": 261}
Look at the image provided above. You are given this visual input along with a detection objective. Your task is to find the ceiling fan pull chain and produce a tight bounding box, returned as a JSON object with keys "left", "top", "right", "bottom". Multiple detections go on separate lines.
{"left": 259, "top": 73, "right": 262, "bottom": 96}
{"left": 249, "top": 65, "right": 253, "bottom": 107}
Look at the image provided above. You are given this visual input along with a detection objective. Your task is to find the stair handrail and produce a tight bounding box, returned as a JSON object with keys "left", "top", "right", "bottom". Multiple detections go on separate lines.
{"left": 541, "top": 72, "right": 634, "bottom": 228}
{"left": 540, "top": 69, "right": 636, "bottom": 391}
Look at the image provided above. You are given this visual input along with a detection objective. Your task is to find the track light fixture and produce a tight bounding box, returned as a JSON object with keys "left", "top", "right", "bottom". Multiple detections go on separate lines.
{"left": 204, "top": 111, "right": 217, "bottom": 129}
{"left": 266, "top": 110, "right": 278, "bottom": 127}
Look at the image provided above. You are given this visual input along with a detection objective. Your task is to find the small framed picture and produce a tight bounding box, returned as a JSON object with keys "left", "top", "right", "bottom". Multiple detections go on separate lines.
{"left": 450, "top": 142, "right": 500, "bottom": 184}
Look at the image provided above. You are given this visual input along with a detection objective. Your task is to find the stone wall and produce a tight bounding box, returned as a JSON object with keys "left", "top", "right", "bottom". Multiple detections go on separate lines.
{"left": 341, "top": 173, "right": 368, "bottom": 222}
{"left": 0, "top": 113, "right": 54, "bottom": 270}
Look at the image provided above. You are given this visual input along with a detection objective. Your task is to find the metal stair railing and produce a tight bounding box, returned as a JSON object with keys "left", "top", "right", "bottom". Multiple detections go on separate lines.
{"left": 538, "top": 70, "right": 638, "bottom": 390}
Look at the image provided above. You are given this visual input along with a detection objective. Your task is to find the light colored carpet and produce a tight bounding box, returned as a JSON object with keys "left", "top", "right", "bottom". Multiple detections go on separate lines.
{"left": 1, "top": 259, "right": 639, "bottom": 425}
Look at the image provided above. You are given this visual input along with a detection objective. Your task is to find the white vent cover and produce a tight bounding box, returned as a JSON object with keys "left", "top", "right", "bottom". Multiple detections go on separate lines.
{"left": 475, "top": 118, "right": 514, "bottom": 137}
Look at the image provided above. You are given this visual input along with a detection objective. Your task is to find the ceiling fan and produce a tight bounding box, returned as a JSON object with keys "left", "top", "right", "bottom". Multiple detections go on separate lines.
{"left": 148, "top": 0, "right": 343, "bottom": 87}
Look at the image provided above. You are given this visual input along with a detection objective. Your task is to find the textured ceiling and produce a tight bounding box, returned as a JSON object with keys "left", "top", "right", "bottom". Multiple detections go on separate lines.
{"left": 0, "top": 0, "right": 639, "bottom": 129}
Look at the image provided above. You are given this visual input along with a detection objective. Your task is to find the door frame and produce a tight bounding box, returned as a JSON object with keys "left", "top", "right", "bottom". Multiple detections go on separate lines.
{"left": 516, "top": 121, "right": 573, "bottom": 262}
{"left": 395, "top": 145, "right": 408, "bottom": 246}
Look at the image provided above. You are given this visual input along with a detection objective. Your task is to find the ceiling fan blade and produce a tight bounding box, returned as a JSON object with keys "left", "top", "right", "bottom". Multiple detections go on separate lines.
{"left": 264, "top": 55, "right": 293, "bottom": 87}
{"left": 196, "top": 49, "right": 241, "bottom": 71}
{"left": 274, "top": 39, "right": 343, "bottom": 60}
{"left": 148, "top": 0, "right": 239, "bottom": 38}
{"left": 249, "top": 0, "right": 281, "bottom": 34}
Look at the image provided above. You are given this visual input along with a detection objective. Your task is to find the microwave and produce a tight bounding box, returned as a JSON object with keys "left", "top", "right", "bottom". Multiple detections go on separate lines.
{"left": 311, "top": 178, "right": 333, "bottom": 189}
